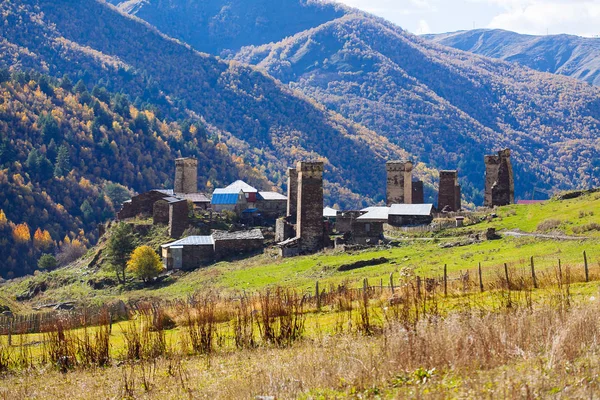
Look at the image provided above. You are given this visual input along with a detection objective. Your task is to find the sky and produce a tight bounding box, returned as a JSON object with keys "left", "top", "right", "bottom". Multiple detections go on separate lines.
{"left": 335, "top": 0, "right": 600, "bottom": 37}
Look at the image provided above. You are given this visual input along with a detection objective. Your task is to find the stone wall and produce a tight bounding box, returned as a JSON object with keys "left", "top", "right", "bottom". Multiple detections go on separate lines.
{"left": 174, "top": 157, "right": 198, "bottom": 194}
{"left": 412, "top": 180, "right": 425, "bottom": 204}
{"left": 169, "top": 200, "right": 189, "bottom": 238}
{"left": 351, "top": 220, "right": 384, "bottom": 245}
{"left": 286, "top": 168, "right": 298, "bottom": 222}
{"left": 214, "top": 238, "right": 264, "bottom": 260}
{"left": 485, "top": 149, "right": 514, "bottom": 207}
{"left": 117, "top": 191, "right": 169, "bottom": 220}
{"left": 153, "top": 200, "right": 170, "bottom": 225}
{"left": 438, "top": 170, "right": 461, "bottom": 212}
{"left": 181, "top": 245, "right": 215, "bottom": 270}
{"left": 336, "top": 211, "right": 363, "bottom": 233}
{"left": 296, "top": 161, "right": 324, "bottom": 253}
{"left": 388, "top": 214, "right": 433, "bottom": 227}
{"left": 386, "top": 161, "right": 413, "bottom": 205}
{"left": 275, "top": 217, "right": 296, "bottom": 242}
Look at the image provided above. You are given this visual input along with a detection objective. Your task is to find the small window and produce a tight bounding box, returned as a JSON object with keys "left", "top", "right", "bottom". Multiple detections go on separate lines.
{"left": 245, "top": 193, "right": 249, "bottom": 199}
{"left": 365, "top": 223, "right": 371, "bottom": 232}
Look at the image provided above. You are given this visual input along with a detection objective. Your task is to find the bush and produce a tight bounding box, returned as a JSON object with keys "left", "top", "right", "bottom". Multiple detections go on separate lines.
{"left": 573, "top": 223, "right": 600, "bottom": 234}
{"left": 126, "top": 246, "right": 164, "bottom": 283}
{"left": 537, "top": 219, "right": 562, "bottom": 232}
{"left": 38, "top": 254, "right": 58, "bottom": 270}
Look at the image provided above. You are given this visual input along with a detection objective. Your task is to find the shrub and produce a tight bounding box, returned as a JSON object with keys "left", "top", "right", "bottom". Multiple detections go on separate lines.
{"left": 573, "top": 223, "right": 600, "bottom": 234}
{"left": 537, "top": 219, "right": 562, "bottom": 232}
{"left": 126, "top": 246, "right": 164, "bottom": 283}
{"left": 38, "top": 254, "right": 58, "bottom": 271}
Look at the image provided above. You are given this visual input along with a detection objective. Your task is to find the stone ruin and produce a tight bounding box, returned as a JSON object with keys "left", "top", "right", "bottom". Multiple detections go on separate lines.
{"left": 438, "top": 170, "right": 461, "bottom": 212}
{"left": 175, "top": 157, "right": 198, "bottom": 194}
{"left": 386, "top": 160, "right": 413, "bottom": 205}
{"left": 485, "top": 149, "right": 514, "bottom": 207}
{"left": 277, "top": 161, "right": 326, "bottom": 256}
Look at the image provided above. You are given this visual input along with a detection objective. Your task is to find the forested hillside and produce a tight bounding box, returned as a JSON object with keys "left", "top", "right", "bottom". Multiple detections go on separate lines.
{"left": 0, "top": 70, "right": 252, "bottom": 279}
{"left": 107, "top": 0, "right": 348, "bottom": 56}
{"left": 0, "top": 0, "right": 419, "bottom": 211}
{"left": 235, "top": 14, "right": 600, "bottom": 202}
{"left": 425, "top": 29, "right": 600, "bottom": 86}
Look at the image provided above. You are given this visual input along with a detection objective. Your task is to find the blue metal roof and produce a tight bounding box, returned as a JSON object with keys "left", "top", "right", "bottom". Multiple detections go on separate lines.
{"left": 211, "top": 192, "right": 241, "bottom": 205}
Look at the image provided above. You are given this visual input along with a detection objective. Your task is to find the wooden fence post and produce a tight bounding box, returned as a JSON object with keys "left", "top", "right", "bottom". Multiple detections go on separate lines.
{"left": 444, "top": 264, "right": 448, "bottom": 297}
{"left": 390, "top": 272, "right": 395, "bottom": 294}
{"left": 478, "top": 262, "right": 484, "bottom": 293}
{"left": 315, "top": 280, "right": 321, "bottom": 311}
{"left": 584, "top": 251, "right": 589, "bottom": 283}
{"left": 416, "top": 276, "right": 422, "bottom": 299}
{"left": 558, "top": 259, "right": 563, "bottom": 285}
{"left": 504, "top": 263, "right": 510, "bottom": 290}
{"left": 530, "top": 256, "right": 538, "bottom": 289}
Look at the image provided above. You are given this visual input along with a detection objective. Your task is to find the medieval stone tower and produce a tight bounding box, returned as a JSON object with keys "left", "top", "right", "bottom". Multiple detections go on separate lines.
{"left": 174, "top": 157, "right": 198, "bottom": 194}
{"left": 484, "top": 149, "right": 514, "bottom": 207}
{"left": 438, "top": 171, "right": 461, "bottom": 212}
{"left": 296, "top": 161, "right": 324, "bottom": 253}
{"left": 386, "top": 160, "right": 413, "bottom": 205}
{"left": 286, "top": 167, "right": 298, "bottom": 221}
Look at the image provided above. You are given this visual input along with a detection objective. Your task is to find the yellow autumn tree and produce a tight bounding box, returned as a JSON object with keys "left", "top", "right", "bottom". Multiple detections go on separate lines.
{"left": 12, "top": 223, "right": 31, "bottom": 243}
{"left": 126, "top": 246, "right": 164, "bottom": 283}
{"left": 0, "top": 210, "right": 7, "bottom": 226}
{"left": 33, "top": 228, "right": 53, "bottom": 249}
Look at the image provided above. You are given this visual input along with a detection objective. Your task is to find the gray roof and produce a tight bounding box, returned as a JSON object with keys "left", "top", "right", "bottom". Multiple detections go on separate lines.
{"left": 226, "top": 180, "right": 258, "bottom": 193}
{"left": 212, "top": 229, "right": 264, "bottom": 241}
{"left": 323, "top": 207, "right": 339, "bottom": 218}
{"left": 161, "top": 236, "right": 214, "bottom": 248}
{"left": 258, "top": 192, "right": 287, "bottom": 201}
{"left": 357, "top": 207, "right": 390, "bottom": 221}
{"left": 389, "top": 204, "right": 434, "bottom": 216}
{"left": 162, "top": 196, "right": 187, "bottom": 204}
{"left": 175, "top": 193, "right": 210, "bottom": 203}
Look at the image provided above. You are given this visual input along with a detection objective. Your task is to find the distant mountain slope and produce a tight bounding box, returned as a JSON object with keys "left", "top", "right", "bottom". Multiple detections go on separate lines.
{"left": 107, "top": 0, "right": 348, "bottom": 56}
{"left": 235, "top": 15, "right": 600, "bottom": 202}
{"left": 424, "top": 29, "right": 600, "bottom": 86}
{"left": 0, "top": 0, "right": 417, "bottom": 210}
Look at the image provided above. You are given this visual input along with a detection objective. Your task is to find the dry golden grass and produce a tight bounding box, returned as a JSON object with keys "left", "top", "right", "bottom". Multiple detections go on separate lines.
{"left": 2, "top": 298, "right": 600, "bottom": 399}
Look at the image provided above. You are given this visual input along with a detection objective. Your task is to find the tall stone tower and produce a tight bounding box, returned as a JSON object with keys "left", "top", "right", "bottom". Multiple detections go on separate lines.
{"left": 286, "top": 167, "right": 298, "bottom": 221}
{"left": 412, "top": 180, "right": 425, "bottom": 204}
{"left": 484, "top": 149, "right": 514, "bottom": 207}
{"left": 296, "top": 161, "right": 324, "bottom": 253}
{"left": 174, "top": 157, "right": 198, "bottom": 194}
{"left": 386, "top": 160, "right": 413, "bottom": 205}
{"left": 438, "top": 171, "right": 461, "bottom": 212}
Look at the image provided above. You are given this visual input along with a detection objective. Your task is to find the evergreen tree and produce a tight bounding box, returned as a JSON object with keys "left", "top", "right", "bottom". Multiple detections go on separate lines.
{"left": 38, "top": 254, "right": 58, "bottom": 271}
{"left": 54, "top": 144, "right": 70, "bottom": 177}
{"left": 60, "top": 75, "right": 73, "bottom": 91}
{"left": 0, "top": 135, "right": 15, "bottom": 167}
{"left": 37, "top": 113, "right": 61, "bottom": 143}
{"left": 105, "top": 222, "right": 136, "bottom": 283}
{"left": 74, "top": 79, "right": 87, "bottom": 94}
{"left": 0, "top": 69, "right": 10, "bottom": 84}
{"left": 38, "top": 76, "right": 54, "bottom": 97}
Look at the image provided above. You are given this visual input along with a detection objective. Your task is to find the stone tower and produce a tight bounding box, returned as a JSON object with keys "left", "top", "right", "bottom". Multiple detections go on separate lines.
{"left": 296, "top": 161, "right": 324, "bottom": 253}
{"left": 412, "top": 180, "right": 425, "bottom": 204}
{"left": 386, "top": 160, "right": 413, "bottom": 205}
{"left": 174, "top": 157, "right": 198, "bottom": 194}
{"left": 484, "top": 149, "right": 514, "bottom": 207}
{"left": 438, "top": 171, "right": 461, "bottom": 212}
{"left": 286, "top": 167, "right": 298, "bottom": 221}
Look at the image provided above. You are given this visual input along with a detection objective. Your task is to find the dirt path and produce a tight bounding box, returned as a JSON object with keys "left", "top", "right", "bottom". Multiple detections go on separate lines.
{"left": 501, "top": 229, "right": 590, "bottom": 241}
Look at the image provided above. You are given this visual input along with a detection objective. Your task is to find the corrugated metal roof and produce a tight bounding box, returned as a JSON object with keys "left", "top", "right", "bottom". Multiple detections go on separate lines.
{"left": 389, "top": 204, "right": 434, "bottom": 216}
{"left": 161, "top": 236, "right": 214, "bottom": 248}
{"left": 211, "top": 192, "right": 242, "bottom": 205}
{"left": 226, "top": 180, "right": 258, "bottom": 193}
{"left": 258, "top": 192, "right": 287, "bottom": 201}
{"left": 357, "top": 207, "right": 390, "bottom": 221}
{"left": 212, "top": 229, "right": 264, "bottom": 241}
{"left": 161, "top": 196, "right": 187, "bottom": 204}
{"left": 176, "top": 193, "right": 210, "bottom": 203}
{"left": 154, "top": 189, "right": 174, "bottom": 195}
{"left": 323, "top": 207, "right": 339, "bottom": 218}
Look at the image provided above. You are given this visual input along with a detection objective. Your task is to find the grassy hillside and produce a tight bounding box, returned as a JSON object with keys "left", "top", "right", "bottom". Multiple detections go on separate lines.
{"left": 1, "top": 192, "right": 598, "bottom": 311}
{"left": 235, "top": 14, "right": 600, "bottom": 203}
{"left": 425, "top": 29, "right": 600, "bottom": 86}
{"left": 0, "top": 0, "right": 416, "bottom": 208}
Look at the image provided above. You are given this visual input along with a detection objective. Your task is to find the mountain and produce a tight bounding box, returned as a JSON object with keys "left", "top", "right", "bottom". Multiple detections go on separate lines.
{"left": 0, "top": 70, "right": 252, "bottom": 279}
{"left": 424, "top": 29, "right": 600, "bottom": 86}
{"left": 0, "top": 0, "right": 416, "bottom": 210}
{"left": 235, "top": 14, "right": 600, "bottom": 203}
{"left": 107, "top": 0, "right": 348, "bottom": 56}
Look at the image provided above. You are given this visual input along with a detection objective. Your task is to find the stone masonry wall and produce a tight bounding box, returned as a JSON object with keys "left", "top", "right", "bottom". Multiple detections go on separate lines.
{"left": 485, "top": 149, "right": 514, "bottom": 207}
{"left": 168, "top": 200, "right": 189, "bottom": 238}
{"left": 386, "top": 161, "right": 413, "bottom": 205}
{"left": 438, "top": 171, "right": 461, "bottom": 212}
{"left": 286, "top": 168, "right": 298, "bottom": 221}
{"left": 296, "top": 161, "right": 324, "bottom": 253}
{"left": 412, "top": 180, "right": 425, "bottom": 204}
{"left": 174, "top": 158, "right": 198, "bottom": 194}
{"left": 153, "top": 200, "right": 170, "bottom": 225}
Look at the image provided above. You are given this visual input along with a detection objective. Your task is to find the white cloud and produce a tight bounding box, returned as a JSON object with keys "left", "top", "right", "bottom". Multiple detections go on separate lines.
{"left": 334, "top": 0, "right": 600, "bottom": 36}
{"left": 417, "top": 19, "right": 432, "bottom": 34}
